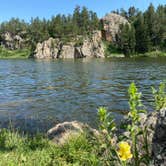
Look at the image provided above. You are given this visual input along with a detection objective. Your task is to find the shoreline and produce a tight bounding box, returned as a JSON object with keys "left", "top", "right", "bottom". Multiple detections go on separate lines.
{"left": 0, "top": 50, "right": 166, "bottom": 59}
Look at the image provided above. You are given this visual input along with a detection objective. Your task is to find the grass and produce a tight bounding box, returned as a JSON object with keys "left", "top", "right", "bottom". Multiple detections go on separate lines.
{"left": 0, "top": 129, "right": 102, "bottom": 166}
{"left": 132, "top": 51, "right": 166, "bottom": 58}
{"left": 103, "top": 42, "right": 166, "bottom": 58}
{"left": 0, "top": 47, "right": 31, "bottom": 59}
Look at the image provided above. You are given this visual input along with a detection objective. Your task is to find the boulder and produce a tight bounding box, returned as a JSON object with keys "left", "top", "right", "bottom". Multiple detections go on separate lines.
{"left": 47, "top": 121, "right": 99, "bottom": 144}
{"left": 138, "top": 108, "right": 166, "bottom": 166}
{"left": 151, "top": 108, "right": 166, "bottom": 166}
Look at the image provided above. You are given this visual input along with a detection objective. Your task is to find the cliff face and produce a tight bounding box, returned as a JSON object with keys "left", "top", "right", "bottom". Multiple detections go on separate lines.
{"left": 0, "top": 32, "right": 26, "bottom": 50}
{"left": 34, "top": 31, "right": 105, "bottom": 59}
{"left": 101, "top": 13, "right": 129, "bottom": 42}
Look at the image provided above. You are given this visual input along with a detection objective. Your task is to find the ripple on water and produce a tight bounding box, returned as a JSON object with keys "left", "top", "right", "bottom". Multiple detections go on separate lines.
{"left": 0, "top": 58, "right": 166, "bottom": 132}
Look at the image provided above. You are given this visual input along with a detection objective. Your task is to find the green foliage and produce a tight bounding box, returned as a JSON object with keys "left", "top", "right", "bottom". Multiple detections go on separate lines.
{"left": 98, "top": 107, "right": 116, "bottom": 134}
{"left": 128, "top": 82, "right": 146, "bottom": 124}
{"left": 74, "top": 37, "right": 84, "bottom": 47}
{"left": 152, "top": 81, "right": 166, "bottom": 110}
{"left": 133, "top": 51, "right": 166, "bottom": 57}
{"left": 115, "top": 4, "right": 166, "bottom": 56}
{"left": 127, "top": 82, "right": 150, "bottom": 166}
{"left": 103, "top": 41, "right": 123, "bottom": 57}
{"left": 0, "top": 129, "right": 101, "bottom": 166}
{"left": 0, "top": 47, "right": 30, "bottom": 59}
{"left": 117, "top": 24, "right": 136, "bottom": 56}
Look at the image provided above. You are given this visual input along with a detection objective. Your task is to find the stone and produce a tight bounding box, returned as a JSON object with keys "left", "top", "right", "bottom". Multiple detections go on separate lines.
{"left": 47, "top": 121, "right": 99, "bottom": 144}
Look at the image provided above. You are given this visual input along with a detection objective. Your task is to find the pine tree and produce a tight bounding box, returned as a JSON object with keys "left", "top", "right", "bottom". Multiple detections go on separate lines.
{"left": 144, "top": 3, "right": 159, "bottom": 49}
{"left": 134, "top": 13, "right": 151, "bottom": 53}
{"left": 118, "top": 24, "right": 135, "bottom": 56}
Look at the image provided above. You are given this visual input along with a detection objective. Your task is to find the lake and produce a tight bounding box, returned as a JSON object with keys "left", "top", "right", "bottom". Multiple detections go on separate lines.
{"left": 0, "top": 58, "right": 166, "bottom": 133}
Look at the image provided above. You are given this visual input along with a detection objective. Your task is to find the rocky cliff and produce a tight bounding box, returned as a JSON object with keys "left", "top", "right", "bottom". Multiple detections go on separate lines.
{"left": 101, "top": 13, "right": 129, "bottom": 42}
{"left": 0, "top": 32, "right": 26, "bottom": 50}
{"left": 34, "top": 31, "right": 105, "bottom": 59}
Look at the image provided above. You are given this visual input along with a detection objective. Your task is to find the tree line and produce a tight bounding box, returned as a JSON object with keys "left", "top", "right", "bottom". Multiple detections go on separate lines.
{"left": 116, "top": 4, "right": 166, "bottom": 55}
{"left": 0, "top": 6, "right": 100, "bottom": 51}
{"left": 0, "top": 4, "right": 165, "bottom": 55}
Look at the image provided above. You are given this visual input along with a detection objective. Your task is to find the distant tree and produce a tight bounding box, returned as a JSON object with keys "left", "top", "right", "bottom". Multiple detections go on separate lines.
{"left": 144, "top": 3, "right": 159, "bottom": 49}
{"left": 117, "top": 24, "right": 135, "bottom": 56}
{"left": 128, "top": 7, "right": 139, "bottom": 22}
{"left": 134, "top": 13, "right": 151, "bottom": 53}
{"left": 156, "top": 5, "right": 166, "bottom": 50}
{"left": 120, "top": 8, "right": 128, "bottom": 18}
{"left": 89, "top": 11, "right": 99, "bottom": 31}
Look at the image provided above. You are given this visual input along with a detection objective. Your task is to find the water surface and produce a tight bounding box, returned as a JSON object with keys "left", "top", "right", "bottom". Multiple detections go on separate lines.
{"left": 0, "top": 58, "right": 166, "bottom": 132}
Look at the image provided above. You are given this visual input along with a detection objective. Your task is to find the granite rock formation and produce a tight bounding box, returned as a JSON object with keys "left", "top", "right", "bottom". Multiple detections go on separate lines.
{"left": 34, "top": 31, "right": 105, "bottom": 59}
{"left": 101, "top": 13, "right": 129, "bottom": 42}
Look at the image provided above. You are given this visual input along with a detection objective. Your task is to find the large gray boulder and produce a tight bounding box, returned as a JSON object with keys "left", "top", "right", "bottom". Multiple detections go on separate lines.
{"left": 151, "top": 108, "right": 166, "bottom": 166}
{"left": 139, "top": 108, "right": 166, "bottom": 166}
{"left": 47, "top": 121, "right": 99, "bottom": 144}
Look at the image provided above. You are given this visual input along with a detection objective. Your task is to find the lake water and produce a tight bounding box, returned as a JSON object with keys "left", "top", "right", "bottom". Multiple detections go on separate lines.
{"left": 0, "top": 58, "right": 166, "bottom": 133}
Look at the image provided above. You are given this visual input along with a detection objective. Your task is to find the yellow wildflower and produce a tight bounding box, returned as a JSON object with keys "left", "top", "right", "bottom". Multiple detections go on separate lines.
{"left": 102, "top": 129, "right": 108, "bottom": 135}
{"left": 117, "top": 141, "right": 133, "bottom": 161}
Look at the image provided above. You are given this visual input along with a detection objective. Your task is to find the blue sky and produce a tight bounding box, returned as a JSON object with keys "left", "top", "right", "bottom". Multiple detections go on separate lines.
{"left": 0, "top": 0, "right": 165, "bottom": 22}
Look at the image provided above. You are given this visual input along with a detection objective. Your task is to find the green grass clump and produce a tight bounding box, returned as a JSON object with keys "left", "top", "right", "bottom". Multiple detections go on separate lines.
{"left": 0, "top": 47, "right": 30, "bottom": 59}
{"left": 0, "top": 129, "right": 101, "bottom": 166}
